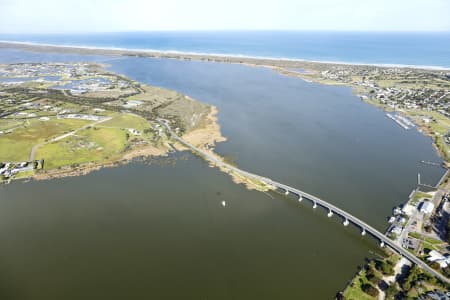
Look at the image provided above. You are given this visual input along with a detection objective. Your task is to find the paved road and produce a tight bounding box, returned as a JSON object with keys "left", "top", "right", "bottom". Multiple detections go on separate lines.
{"left": 159, "top": 119, "right": 450, "bottom": 284}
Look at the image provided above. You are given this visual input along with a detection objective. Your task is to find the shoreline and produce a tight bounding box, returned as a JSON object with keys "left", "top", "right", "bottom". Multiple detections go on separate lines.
{"left": 33, "top": 144, "right": 170, "bottom": 181}
{"left": 1, "top": 40, "right": 449, "bottom": 71}
{"left": 20, "top": 106, "right": 227, "bottom": 183}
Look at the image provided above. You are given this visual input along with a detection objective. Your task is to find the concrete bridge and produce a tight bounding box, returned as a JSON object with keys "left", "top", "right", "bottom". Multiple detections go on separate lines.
{"left": 158, "top": 119, "right": 450, "bottom": 284}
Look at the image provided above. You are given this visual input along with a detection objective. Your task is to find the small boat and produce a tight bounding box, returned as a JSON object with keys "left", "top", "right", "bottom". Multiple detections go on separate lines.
{"left": 221, "top": 201, "right": 227, "bottom": 207}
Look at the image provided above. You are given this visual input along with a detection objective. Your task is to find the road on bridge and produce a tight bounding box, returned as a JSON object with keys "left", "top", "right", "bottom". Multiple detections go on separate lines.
{"left": 158, "top": 119, "right": 450, "bottom": 285}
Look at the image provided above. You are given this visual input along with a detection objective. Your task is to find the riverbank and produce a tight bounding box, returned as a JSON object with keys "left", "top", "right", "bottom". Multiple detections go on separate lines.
{"left": 341, "top": 252, "right": 449, "bottom": 299}
{"left": 268, "top": 60, "right": 450, "bottom": 170}
{"left": 170, "top": 107, "right": 271, "bottom": 191}
{"left": 21, "top": 105, "right": 227, "bottom": 183}
{"left": 33, "top": 144, "right": 169, "bottom": 181}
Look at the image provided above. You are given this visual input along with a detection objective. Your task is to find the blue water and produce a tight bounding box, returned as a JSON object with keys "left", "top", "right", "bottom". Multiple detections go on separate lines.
{"left": 0, "top": 76, "right": 61, "bottom": 82}
{"left": 1, "top": 31, "right": 450, "bottom": 68}
{"left": 52, "top": 77, "right": 111, "bottom": 90}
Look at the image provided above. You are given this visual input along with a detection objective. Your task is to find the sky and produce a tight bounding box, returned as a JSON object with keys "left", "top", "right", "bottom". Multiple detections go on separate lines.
{"left": 0, "top": 0, "right": 449, "bottom": 33}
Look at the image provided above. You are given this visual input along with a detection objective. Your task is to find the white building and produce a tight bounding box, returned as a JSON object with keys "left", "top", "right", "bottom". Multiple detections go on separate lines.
{"left": 391, "top": 226, "right": 403, "bottom": 235}
{"left": 402, "top": 204, "right": 415, "bottom": 216}
{"left": 427, "top": 250, "right": 450, "bottom": 268}
{"left": 128, "top": 128, "right": 141, "bottom": 136}
{"left": 420, "top": 201, "right": 435, "bottom": 214}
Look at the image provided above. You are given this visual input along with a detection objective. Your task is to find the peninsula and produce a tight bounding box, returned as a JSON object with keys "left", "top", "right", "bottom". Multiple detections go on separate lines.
{"left": 0, "top": 61, "right": 226, "bottom": 182}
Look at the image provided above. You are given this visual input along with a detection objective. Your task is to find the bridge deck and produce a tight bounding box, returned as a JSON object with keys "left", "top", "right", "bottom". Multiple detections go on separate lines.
{"left": 159, "top": 119, "right": 450, "bottom": 284}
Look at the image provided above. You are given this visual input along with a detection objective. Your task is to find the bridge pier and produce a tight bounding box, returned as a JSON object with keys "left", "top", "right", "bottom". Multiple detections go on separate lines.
{"left": 361, "top": 228, "right": 366, "bottom": 236}
{"left": 327, "top": 210, "right": 333, "bottom": 217}
{"left": 298, "top": 195, "right": 303, "bottom": 202}
{"left": 285, "top": 189, "right": 289, "bottom": 195}
{"left": 162, "top": 121, "right": 450, "bottom": 285}
{"left": 343, "top": 219, "right": 349, "bottom": 226}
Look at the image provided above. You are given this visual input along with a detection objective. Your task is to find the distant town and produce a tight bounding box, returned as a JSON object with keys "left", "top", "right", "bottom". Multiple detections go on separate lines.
{"left": 299, "top": 65, "right": 450, "bottom": 165}
{"left": 286, "top": 65, "right": 450, "bottom": 299}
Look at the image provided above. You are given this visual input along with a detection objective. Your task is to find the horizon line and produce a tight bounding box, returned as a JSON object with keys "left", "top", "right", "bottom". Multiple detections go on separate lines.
{"left": 1, "top": 29, "right": 450, "bottom": 35}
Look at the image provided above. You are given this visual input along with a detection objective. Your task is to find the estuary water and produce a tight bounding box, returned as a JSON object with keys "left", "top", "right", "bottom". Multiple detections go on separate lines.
{"left": 0, "top": 48, "right": 446, "bottom": 299}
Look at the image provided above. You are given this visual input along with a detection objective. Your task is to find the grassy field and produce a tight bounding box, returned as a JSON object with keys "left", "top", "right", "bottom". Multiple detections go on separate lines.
{"left": 343, "top": 255, "right": 402, "bottom": 300}
{"left": 36, "top": 126, "right": 128, "bottom": 170}
{"left": 0, "top": 119, "right": 24, "bottom": 131}
{"left": 100, "top": 113, "right": 151, "bottom": 132}
{"left": 409, "top": 232, "right": 442, "bottom": 245}
{"left": 1, "top": 113, "right": 157, "bottom": 170}
{"left": 118, "top": 86, "right": 211, "bottom": 132}
{"left": 411, "top": 191, "right": 432, "bottom": 205}
{"left": 0, "top": 118, "right": 90, "bottom": 161}
{"left": 407, "top": 110, "right": 450, "bottom": 136}
{"left": 342, "top": 269, "right": 377, "bottom": 300}
{"left": 408, "top": 232, "right": 443, "bottom": 252}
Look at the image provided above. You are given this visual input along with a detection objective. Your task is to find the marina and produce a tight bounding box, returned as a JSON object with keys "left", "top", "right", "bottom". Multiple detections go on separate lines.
{"left": 386, "top": 113, "right": 412, "bottom": 130}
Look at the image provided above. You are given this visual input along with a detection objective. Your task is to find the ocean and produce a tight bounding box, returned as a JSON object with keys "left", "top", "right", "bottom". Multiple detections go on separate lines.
{"left": 1, "top": 31, "right": 450, "bottom": 69}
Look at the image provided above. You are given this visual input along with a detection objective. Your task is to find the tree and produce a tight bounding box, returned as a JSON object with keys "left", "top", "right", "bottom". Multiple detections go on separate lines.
{"left": 443, "top": 266, "right": 450, "bottom": 277}
{"left": 430, "top": 262, "right": 441, "bottom": 270}
{"left": 384, "top": 284, "right": 399, "bottom": 299}
{"left": 400, "top": 265, "right": 428, "bottom": 291}
{"left": 402, "top": 280, "right": 411, "bottom": 292}
{"left": 446, "top": 219, "right": 450, "bottom": 243}
{"left": 366, "top": 272, "right": 381, "bottom": 285}
{"left": 375, "top": 259, "right": 394, "bottom": 276}
{"left": 361, "top": 283, "right": 379, "bottom": 297}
